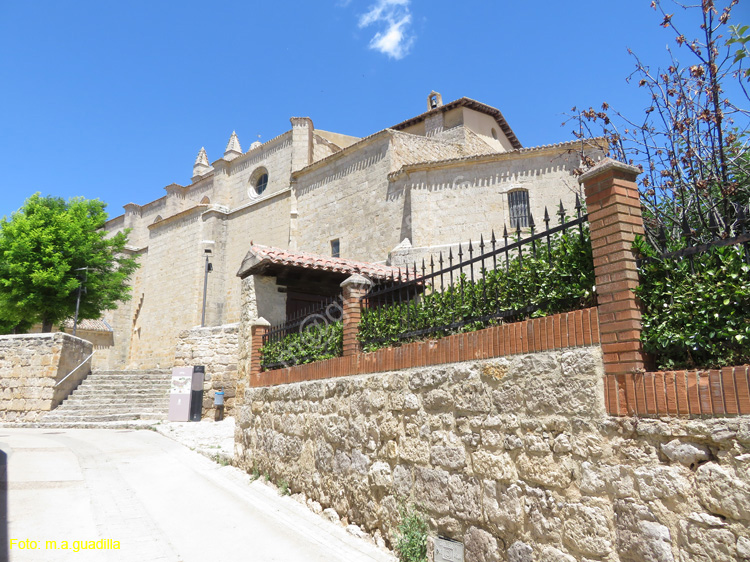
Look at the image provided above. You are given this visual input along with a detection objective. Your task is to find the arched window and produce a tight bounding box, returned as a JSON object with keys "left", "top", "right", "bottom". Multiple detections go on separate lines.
{"left": 153, "top": 215, "right": 163, "bottom": 224}
{"left": 200, "top": 196, "right": 210, "bottom": 205}
{"left": 248, "top": 167, "right": 269, "bottom": 198}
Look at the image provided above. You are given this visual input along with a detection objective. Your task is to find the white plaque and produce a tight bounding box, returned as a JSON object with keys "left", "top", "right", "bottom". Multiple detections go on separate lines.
{"left": 434, "top": 537, "right": 464, "bottom": 562}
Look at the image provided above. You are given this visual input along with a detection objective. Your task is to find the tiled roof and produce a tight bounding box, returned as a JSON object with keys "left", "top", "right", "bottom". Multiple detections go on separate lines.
{"left": 237, "top": 244, "right": 404, "bottom": 280}
{"left": 391, "top": 132, "right": 466, "bottom": 166}
{"left": 387, "top": 137, "right": 608, "bottom": 180}
{"left": 390, "top": 97, "right": 522, "bottom": 149}
{"left": 462, "top": 129, "right": 500, "bottom": 156}
{"left": 62, "top": 318, "right": 113, "bottom": 332}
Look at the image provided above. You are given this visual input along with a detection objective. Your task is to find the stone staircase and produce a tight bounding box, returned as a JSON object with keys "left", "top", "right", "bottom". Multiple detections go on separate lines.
{"left": 42, "top": 370, "right": 172, "bottom": 424}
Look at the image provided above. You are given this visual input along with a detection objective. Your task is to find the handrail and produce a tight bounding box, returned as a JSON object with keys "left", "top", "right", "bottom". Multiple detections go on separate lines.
{"left": 54, "top": 350, "right": 95, "bottom": 388}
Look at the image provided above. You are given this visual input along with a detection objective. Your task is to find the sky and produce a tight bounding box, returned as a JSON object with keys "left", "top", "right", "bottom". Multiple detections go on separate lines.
{"left": 1, "top": 0, "right": 748, "bottom": 221}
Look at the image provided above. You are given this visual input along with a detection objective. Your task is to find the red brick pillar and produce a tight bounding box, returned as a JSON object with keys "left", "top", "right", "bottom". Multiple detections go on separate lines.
{"left": 340, "top": 274, "right": 372, "bottom": 356}
{"left": 249, "top": 317, "right": 271, "bottom": 381}
{"left": 579, "top": 159, "right": 645, "bottom": 416}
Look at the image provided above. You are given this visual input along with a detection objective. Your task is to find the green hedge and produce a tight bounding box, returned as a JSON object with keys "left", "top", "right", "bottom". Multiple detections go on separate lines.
{"left": 260, "top": 321, "right": 342, "bottom": 368}
{"left": 358, "top": 228, "right": 595, "bottom": 352}
{"left": 635, "top": 239, "right": 750, "bottom": 369}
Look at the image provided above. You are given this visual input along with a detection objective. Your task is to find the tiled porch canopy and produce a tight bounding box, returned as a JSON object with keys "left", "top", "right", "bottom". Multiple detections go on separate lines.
{"left": 236, "top": 244, "right": 403, "bottom": 284}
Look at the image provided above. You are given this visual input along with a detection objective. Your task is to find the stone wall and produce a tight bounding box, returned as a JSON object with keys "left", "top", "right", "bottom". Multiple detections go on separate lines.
{"left": 235, "top": 347, "right": 750, "bottom": 562}
{"left": 174, "top": 323, "right": 239, "bottom": 419}
{"left": 0, "top": 333, "right": 93, "bottom": 422}
{"left": 397, "top": 146, "right": 601, "bottom": 251}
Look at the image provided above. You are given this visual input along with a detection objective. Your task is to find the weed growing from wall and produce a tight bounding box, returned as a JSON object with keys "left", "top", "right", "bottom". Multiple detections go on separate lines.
{"left": 394, "top": 505, "right": 428, "bottom": 562}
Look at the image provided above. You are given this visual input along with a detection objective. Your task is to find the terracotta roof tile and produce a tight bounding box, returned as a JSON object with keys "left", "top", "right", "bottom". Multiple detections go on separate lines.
{"left": 237, "top": 244, "right": 406, "bottom": 281}
{"left": 62, "top": 318, "right": 113, "bottom": 332}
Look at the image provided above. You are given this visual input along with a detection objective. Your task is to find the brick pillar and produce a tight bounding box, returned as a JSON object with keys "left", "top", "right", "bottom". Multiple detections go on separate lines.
{"left": 249, "top": 317, "right": 271, "bottom": 380}
{"left": 579, "top": 159, "right": 645, "bottom": 416}
{"left": 340, "top": 274, "right": 372, "bottom": 356}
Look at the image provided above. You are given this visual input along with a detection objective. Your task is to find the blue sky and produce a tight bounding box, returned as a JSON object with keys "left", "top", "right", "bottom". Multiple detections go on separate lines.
{"left": 1, "top": 0, "right": 747, "bottom": 220}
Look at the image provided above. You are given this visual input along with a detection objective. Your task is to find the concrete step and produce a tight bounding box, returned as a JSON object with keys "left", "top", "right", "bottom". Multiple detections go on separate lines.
{"left": 76, "top": 385, "right": 171, "bottom": 392}
{"left": 44, "top": 369, "right": 177, "bottom": 424}
{"left": 59, "top": 403, "right": 170, "bottom": 410}
{"left": 42, "top": 409, "right": 167, "bottom": 422}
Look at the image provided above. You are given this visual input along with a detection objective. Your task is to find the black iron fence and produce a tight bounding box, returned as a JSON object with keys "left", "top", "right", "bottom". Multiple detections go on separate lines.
{"left": 260, "top": 295, "right": 343, "bottom": 370}
{"left": 638, "top": 206, "right": 750, "bottom": 267}
{"left": 359, "top": 196, "right": 595, "bottom": 351}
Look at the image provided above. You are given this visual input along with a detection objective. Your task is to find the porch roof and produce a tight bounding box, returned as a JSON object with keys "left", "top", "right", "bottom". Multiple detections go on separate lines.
{"left": 236, "top": 244, "right": 402, "bottom": 283}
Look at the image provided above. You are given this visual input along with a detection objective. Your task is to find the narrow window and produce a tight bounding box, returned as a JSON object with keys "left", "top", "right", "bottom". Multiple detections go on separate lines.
{"left": 255, "top": 173, "right": 268, "bottom": 195}
{"left": 331, "top": 239, "right": 340, "bottom": 258}
{"left": 508, "top": 190, "right": 529, "bottom": 229}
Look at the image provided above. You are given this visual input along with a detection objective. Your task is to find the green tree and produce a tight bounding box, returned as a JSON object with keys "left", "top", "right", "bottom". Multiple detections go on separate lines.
{"left": 0, "top": 194, "right": 139, "bottom": 333}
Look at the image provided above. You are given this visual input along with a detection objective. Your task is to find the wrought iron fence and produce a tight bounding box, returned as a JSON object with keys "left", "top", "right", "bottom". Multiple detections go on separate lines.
{"left": 260, "top": 295, "right": 343, "bottom": 370}
{"left": 359, "top": 196, "right": 594, "bottom": 350}
{"left": 638, "top": 205, "right": 750, "bottom": 267}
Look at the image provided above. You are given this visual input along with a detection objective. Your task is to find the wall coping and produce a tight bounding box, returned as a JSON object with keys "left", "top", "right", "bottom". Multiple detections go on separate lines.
{"left": 578, "top": 158, "right": 641, "bottom": 183}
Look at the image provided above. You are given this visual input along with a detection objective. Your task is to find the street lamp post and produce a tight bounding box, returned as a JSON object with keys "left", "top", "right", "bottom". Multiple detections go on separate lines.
{"left": 201, "top": 249, "right": 213, "bottom": 327}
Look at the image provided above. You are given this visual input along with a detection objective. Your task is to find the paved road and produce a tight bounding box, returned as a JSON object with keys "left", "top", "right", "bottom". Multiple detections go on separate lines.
{"left": 0, "top": 429, "right": 394, "bottom": 562}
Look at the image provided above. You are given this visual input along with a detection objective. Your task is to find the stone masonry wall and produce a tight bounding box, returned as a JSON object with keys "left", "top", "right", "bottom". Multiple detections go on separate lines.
{"left": 174, "top": 324, "right": 239, "bottom": 419}
{"left": 0, "top": 333, "right": 93, "bottom": 422}
{"left": 235, "top": 347, "right": 750, "bottom": 562}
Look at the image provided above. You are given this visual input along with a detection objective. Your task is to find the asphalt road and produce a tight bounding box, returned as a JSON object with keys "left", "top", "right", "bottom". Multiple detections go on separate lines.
{"left": 0, "top": 429, "right": 394, "bottom": 562}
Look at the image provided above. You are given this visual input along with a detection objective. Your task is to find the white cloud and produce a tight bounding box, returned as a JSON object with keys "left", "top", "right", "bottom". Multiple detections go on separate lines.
{"left": 358, "top": 0, "right": 415, "bottom": 60}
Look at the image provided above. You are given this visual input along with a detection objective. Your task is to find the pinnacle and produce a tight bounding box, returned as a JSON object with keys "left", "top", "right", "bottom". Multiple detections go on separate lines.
{"left": 225, "top": 131, "right": 242, "bottom": 156}
{"left": 194, "top": 147, "right": 209, "bottom": 167}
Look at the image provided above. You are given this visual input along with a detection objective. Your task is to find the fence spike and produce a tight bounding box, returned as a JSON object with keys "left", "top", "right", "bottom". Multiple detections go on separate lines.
{"left": 490, "top": 231, "right": 497, "bottom": 270}
{"left": 529, "top": 212, "right": 535, "bottom": 230}
{"left": 575, "top": 193, "right": 582, "bottom": 217}
{"left": 457, "top": 243, "right": 463, "bottom": 261}
{"left": 438, "top": 252, "right": 444, "bottom": 291}
{"left": 448, "top": 248, "right": 454, "bottom": 286}
{"left": 543, "top": 207, "right": 550, "bottom": 229}
{"left": 468, "top": 240, "right": 475, "bottom": 283}
{"left": 503, "top": 225, "right": 509, "bottom": 271}
{"left": 658, "top": 225, "right": 667, "bottom": 253}
{"left": 421, "top": 259, "right": 426, "bottom": 278}
{"left": 681, "top": 213, "right": 692, "bottom": 245}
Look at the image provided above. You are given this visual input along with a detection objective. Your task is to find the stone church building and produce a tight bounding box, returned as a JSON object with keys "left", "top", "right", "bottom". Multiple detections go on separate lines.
{"left": 97, "top": 93, "right": 604, "bottom": 371}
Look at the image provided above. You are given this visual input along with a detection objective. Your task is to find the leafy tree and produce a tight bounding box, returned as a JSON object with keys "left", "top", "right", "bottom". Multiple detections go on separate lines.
{"left": 0, "top": 194, "right": 139, "bottom": 333}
